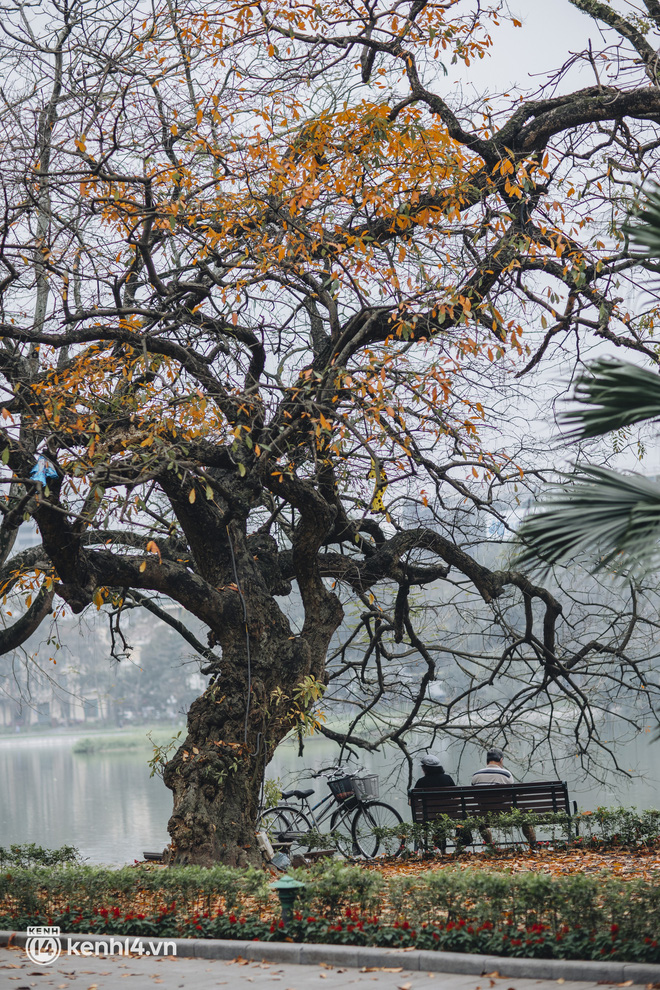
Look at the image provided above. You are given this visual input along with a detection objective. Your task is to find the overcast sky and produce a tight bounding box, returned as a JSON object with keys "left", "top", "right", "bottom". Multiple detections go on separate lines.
{"left": 448, "top": 1, "right": 598, "bottom": 95}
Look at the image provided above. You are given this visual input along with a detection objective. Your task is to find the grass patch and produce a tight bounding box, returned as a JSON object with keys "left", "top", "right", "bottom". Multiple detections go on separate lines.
{"left": 71, "top": 729, "right": 183, "bottom": 755}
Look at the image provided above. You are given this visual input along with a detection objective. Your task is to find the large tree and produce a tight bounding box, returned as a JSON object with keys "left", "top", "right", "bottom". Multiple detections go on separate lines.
{"left": 1, "top": 0, "right": 660, "bottom": 864}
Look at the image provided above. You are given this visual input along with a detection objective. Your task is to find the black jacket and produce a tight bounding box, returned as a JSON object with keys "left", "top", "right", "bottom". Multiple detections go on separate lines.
{"left": 414, "top": 769, "right": 456, "bottom": 789}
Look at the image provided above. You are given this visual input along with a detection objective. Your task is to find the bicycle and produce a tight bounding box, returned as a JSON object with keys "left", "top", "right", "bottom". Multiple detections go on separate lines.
{"left": 256, "top": 765, "right": 405, "bottom": 860}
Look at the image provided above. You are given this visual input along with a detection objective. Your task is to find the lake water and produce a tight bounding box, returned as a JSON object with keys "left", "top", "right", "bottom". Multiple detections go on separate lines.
{"left": 1, "top": 727, "right": 658, "bottom": 865}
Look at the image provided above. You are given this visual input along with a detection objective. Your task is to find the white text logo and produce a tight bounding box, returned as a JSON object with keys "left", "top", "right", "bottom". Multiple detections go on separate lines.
{"left": 25, "top": 927, "right": 62, "bottom": 966}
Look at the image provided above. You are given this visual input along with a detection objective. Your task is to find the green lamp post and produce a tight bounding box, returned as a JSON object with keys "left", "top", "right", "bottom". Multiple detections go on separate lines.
{"left": 269, "top": 875, "right": 306, "bottom": 927}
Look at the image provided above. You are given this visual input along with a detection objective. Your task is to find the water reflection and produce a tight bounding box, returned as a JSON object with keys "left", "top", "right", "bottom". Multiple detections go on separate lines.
{"left": 0, "top": 736, "right": 171, "bottom": 865}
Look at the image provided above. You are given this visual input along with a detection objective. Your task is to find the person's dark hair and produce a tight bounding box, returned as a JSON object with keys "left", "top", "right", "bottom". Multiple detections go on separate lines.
{"left": 486, "top": 748, "right": 503, "bottom": 763}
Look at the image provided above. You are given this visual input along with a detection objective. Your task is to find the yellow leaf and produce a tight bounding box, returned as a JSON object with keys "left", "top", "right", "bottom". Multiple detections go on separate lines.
{"left": 189, "top": 488, "right": 196, "bottom": 503}
{"left": 139, "top": 561, "right": 147, "bottom": 572}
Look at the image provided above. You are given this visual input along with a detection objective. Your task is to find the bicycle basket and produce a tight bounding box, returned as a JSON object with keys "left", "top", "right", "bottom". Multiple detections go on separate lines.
{"left": 328, "top": 775, "right": 355, "bottom": 802}
{"left": 351, "top": 773, "right": 379, "bottom": 800}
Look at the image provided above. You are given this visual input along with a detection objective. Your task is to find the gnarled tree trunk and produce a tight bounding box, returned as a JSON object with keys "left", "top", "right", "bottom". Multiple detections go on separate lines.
{"left": 163, "top": 577, "right": 342, "bottom": 866}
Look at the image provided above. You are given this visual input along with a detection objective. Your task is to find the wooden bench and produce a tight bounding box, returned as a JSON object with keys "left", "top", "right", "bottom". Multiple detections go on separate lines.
{"left": 409, "top": 781, "right": 577, "bottom": 849}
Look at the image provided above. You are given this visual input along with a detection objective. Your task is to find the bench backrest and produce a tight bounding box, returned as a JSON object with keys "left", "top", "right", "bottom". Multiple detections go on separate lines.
{"left": 409, "top": 781, "right": 570, "bottom": 822}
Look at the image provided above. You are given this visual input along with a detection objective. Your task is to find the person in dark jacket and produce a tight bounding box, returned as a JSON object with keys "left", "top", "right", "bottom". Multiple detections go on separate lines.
{"left": 412, "top": 753, "right": 456, "bottom": 852}
{"left": 414, "top": 753, "right": 456, "bottom": 790}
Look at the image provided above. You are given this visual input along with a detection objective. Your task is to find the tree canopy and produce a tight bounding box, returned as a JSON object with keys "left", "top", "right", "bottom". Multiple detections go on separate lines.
{"left": 1, "top": 0, "right": 660, "bottom": 864}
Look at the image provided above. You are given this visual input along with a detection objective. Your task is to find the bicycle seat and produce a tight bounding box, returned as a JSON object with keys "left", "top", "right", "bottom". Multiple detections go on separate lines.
{"left": 281, "top": 788, "right": 314, "bottom": 800}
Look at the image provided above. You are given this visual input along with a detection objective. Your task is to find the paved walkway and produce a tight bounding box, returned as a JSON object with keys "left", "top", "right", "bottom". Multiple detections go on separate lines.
{"left": 0, "top": 946, "right": 653, "bottom": 990}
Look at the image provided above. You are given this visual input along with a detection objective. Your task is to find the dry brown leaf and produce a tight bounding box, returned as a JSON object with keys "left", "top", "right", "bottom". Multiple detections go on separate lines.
{"left": 361, "top": 967, "right": 404, "bottom": 973}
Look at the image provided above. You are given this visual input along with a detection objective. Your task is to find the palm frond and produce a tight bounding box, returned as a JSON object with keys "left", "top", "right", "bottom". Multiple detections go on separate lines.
{"left": 562, "top": 359, "right": 660, "bottom": 439}
{"left": 625, "top": 183, "right": 660, "bottom": 255}
{"left": 516, "top": 465, "right": 660, "bottom": 575}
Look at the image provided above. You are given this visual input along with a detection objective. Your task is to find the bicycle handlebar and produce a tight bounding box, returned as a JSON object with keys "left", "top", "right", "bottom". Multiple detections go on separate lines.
{"left": 311, "top": 764, "right": 368, "bottom": 779}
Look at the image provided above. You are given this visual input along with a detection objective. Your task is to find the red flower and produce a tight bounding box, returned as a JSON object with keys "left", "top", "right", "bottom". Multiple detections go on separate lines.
{"left": 112, "top": 907, "right": 121, "bottom": 918}
{"left": 278, "top": 919, "right": 284, "bottom": 929}
{"left": 307, "top": 917, "right": 316, "bottom": 923}
{"left": 611, "top": 924, "right": 619, "bottom": 935}
{"left": 401, "top": 921, "right": 410, "bottom": 931}
{"left": 229, "top": 914, "right": 237, "bottom": 923}
{"left": 100, "top": 908, "right": 109, "bottom": 919}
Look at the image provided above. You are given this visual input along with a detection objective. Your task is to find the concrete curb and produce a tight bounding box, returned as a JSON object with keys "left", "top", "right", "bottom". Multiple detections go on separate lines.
{"left": 2, "top": 930, "right": 659, "bottom": 984}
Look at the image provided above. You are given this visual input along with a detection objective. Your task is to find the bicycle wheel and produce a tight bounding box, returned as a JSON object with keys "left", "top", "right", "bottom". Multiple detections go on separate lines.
{"left": 256, "top": 805, "right": 312, "bottom": 857}
{"left": 351, "top": 801, "right": 405, "bottom": 859}
{"left": 329, "top": 804, "right": 358, "bottom": 859}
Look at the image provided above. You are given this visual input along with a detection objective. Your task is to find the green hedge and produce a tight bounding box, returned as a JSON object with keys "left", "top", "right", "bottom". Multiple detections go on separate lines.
{"left": 378, "top": 806, "right": 660, "bottom": 851}
{"left": 2, "top": 848, "right": 660, "bottom": 962}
